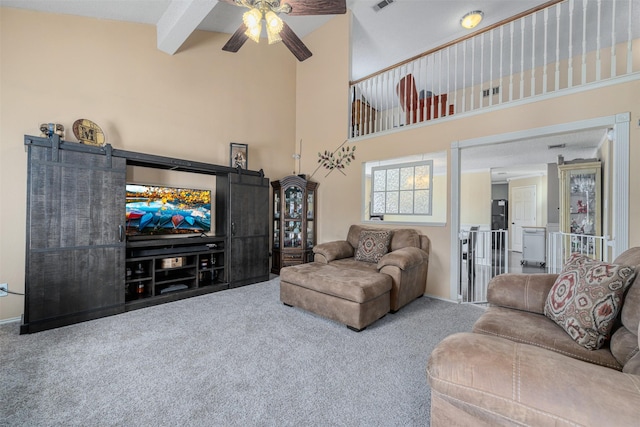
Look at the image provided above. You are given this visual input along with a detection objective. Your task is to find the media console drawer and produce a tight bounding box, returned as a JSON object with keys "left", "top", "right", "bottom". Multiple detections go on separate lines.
{"left": 161, "top": 257, "right": 185, "bottom": 268}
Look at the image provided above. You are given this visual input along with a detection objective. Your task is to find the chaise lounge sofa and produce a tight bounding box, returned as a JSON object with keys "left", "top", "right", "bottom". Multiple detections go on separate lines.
{"left": 427, "top": 247, "right": 640, "bottom": 426}
{"left": 280, "top": 224, "right": 430, "bottom": 331}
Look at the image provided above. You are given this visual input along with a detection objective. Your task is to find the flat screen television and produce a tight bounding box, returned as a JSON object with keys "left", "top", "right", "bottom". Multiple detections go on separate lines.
{"left": 125, "top": 184, "right": 211, "bottom": 237}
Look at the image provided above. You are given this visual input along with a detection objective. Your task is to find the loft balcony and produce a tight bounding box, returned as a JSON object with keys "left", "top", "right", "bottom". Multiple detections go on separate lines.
{"left": 348, "top": 0, "right": 640, "bottom": 139}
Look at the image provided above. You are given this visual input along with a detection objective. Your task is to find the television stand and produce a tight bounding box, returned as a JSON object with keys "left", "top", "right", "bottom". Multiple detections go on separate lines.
{"left": 125, "top": 236, "right": 226, "bottom": 309}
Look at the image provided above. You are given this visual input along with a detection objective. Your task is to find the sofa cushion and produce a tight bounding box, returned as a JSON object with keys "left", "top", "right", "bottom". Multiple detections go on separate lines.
{"left": 389, "top": 228, "right": 420, "bottom": 251}
{"left": 354, "top": 229, "right": 392, "bottom": 263}
{"left": 613, "top": 247, "right": 640, "bottom": 333}
{"left": 544, "top": 253, "right": 636, "bottom": 350}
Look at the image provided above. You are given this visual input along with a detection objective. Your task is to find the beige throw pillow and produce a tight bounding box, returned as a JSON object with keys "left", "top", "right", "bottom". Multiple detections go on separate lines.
{"left": 544, "top": 253, "right": 636, "bottom": 350}
{"left": 354, "top": 230, "right": 392, "bottom": 263}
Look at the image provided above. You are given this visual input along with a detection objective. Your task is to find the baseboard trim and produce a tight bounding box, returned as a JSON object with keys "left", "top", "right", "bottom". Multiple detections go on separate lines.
{"left": 0, "top": 316, "right": 21, "bottom": 325}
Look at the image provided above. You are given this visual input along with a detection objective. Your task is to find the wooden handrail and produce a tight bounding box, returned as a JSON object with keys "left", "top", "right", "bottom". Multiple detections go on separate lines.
{"left": 349, "top": 0, "right": 564, "bottom": 85}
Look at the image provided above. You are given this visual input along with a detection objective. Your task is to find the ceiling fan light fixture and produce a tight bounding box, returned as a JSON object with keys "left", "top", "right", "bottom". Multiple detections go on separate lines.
{"left": 266, "top": 26, "right": 282, "bottom": 44}
{"left": 243, "top": 7, "right": 262, "bottom": 28}
{"left": 265, "top": 10, "right": 283, "bottom": 44}
{"left": 461, "top": 10, "right": 483, "bottom": 29}
{"left": 243, "top": 8, "right": 263, "bottom": 43}
{"left": 265, "top": 11, "right": 283, "bottom": 33}
{"left": 244, "top": 21, "right": 262, "bottom": 43}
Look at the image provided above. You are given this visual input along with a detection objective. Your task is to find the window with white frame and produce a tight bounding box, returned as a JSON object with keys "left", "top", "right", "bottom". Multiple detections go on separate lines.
{"left": 363, "top": 151, "right": 447, "bottom": 224}
{"left": 371, "top": 161, "right": 433, "bottom": 215}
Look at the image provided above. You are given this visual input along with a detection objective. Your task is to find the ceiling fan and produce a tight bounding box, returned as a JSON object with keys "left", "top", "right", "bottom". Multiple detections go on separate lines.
{"left": 220, "top": 0, "right": 347, "bottom": 61}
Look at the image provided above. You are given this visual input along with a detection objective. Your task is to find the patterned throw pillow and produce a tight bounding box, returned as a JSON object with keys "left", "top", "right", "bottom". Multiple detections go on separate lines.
{"left": 544, "top": 253, "right": 636, "bottom": 350}
{"left": 354, "top": 230, "right": 393, "bottom": 263}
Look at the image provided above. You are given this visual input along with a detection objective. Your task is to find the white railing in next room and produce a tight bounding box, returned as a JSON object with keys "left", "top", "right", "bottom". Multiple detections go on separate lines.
{"left": 547, "top": 231, "right": 608, "bottom": 273}
{"left": 348, "top": 0, "right": 639, "bottom": 139}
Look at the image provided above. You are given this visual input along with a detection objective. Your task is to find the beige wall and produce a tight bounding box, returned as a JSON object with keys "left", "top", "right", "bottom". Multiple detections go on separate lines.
{"left": 460, "top": 171, "right": 492, "bottom": 227}
{"left": 298, "top": 17, "right": 640, "bottom": 300}
{"left": 2, "top": 8, "right": 640, "bottom": 320}
{"left": 0, "top": 8, "right": 298, "bottom": 320}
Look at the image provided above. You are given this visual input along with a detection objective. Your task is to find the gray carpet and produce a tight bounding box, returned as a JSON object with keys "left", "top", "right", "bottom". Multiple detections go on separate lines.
{"left": 0, "top": 276, "right": 483, "bottom": 427}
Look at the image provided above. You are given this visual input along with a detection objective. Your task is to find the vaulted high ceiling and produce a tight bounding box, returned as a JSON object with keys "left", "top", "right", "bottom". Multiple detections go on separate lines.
{"left": 0, "top": 0, "right": 552, "bottom": 79}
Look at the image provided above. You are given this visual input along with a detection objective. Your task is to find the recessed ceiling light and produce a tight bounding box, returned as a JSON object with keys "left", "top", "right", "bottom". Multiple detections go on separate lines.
{"left": 461, "top": 10, "right": 484, "bottom": 29}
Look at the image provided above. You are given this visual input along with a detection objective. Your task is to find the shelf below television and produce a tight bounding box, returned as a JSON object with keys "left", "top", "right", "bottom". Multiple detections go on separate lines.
{"left": 124, "top": 235, "right": 227, "bottom": 310}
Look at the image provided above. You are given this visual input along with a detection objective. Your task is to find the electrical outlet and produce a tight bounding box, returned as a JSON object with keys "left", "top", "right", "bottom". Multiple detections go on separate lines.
{"left": 0, "top": 283, "right": 7, "bottom": 297}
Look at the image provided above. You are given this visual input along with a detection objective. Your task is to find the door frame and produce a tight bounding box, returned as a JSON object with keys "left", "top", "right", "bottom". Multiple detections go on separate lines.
{"left": 450, "top": 113, "right": 631, "bottom": 301}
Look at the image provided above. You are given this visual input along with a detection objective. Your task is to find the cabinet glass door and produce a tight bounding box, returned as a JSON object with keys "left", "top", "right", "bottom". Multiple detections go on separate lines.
{"left": 306, "top": 222, "right": 314, "bottom": 248}
{"left": 273, "top": 220, "right": 280, "bottom": 248}
{"left": 285, "top": 186, "right": 303, "bottom": 219}
{"left": 274, "top": 192, "right": 280, "bottom": 219}
{"left": 568, "top": 169, "right": 597, "bottom": 236}
{"left": 307, "top": 190, "right": 315, "bottom": 219}
{"left": 284, "top": 220, "right": 302, "bottom": 248}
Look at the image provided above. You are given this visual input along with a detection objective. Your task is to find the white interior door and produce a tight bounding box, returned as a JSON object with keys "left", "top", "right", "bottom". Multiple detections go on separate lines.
{"left": 511, "top": 185, "right": 537, "bottom": 252}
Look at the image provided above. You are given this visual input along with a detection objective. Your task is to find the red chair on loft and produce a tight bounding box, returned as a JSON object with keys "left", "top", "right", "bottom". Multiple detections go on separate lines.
{"left": 395, "top": 74, "right": 449, "bottom": 125}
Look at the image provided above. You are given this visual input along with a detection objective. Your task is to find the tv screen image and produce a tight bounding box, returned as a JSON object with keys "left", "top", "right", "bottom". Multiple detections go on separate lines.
{"left": 125, "top": 184, "right": 211, "bottom": 236}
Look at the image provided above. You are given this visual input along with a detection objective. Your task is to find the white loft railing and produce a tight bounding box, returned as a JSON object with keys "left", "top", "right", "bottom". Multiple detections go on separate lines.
{"left": 348, "top": 0, "right": 639, "bottom": 139}
{"left": 547, "top": 231, "right": 608, "bottom": 273}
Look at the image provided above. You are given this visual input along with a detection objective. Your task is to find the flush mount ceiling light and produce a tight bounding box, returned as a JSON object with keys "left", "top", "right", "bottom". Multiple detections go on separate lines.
{"left": 461, "top": 10, "right": 484, "bottom": 29}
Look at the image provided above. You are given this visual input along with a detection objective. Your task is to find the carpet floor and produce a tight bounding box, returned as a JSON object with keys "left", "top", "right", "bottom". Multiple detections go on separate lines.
{"left": 0, "top": 276, "right": 483, "bottom": 427}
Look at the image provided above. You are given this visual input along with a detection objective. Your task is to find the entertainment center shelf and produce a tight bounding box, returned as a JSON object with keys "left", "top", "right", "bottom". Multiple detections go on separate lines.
{"left": 21, "top": 134, "right": 270, "bottom": 333}
{"left": 125, "top": 236, "right": 227, "bottom": 308}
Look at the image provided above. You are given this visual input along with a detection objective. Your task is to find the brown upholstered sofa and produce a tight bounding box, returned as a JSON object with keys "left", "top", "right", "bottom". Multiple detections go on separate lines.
{"left": 427, "top": 247, "right": 640, "bottom": 426}
{"left": 279, "top": 225, "right": 430, "bottom": 331}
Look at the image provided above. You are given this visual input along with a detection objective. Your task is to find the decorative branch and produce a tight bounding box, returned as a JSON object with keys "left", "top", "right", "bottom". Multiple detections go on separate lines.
{"left": 310, "top": 140, "right": 356, "bottom": 179}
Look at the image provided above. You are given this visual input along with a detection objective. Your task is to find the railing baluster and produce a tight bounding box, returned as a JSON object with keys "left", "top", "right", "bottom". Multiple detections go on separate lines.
{"left": 446, "top": 46, "right": 451, "bottom": 115}
{"left": 568, "top": 0, "right": 574, "bottom": 87}
{"left": 509, "top": 21, "right": 515, "bottom": 101}
{"left": 438, "top": 49, "right": 443, "bottom": 118}
{"left": 489, "top": 30, "right": 494, "bottom": 106}
{"left": 627, "top": 0, "right": 633, "bottom": 74}
{"left": 555, "top": 3, "right": 561, "bottom": 90}
{"left": 454, "top": 43, "right": 458, "bottom": 115}
{"left": 520, "top": 16, "right": 525, "bottom": 100}
{"left": 471, "top": 38, "right": 476, "bottom": 110}
{"left": 430, "top": 54, "right": 435, "bottom": 121}
{"left": 499, "top": 26, "right": 504, "bottom": 104}
{"left": 480, "top": 32, "right": 485, "bottom": 108}
{"left": 611, "top": 0, "right": 617, "bottom": 77}
{"left": 531, "top": 13, "right": 537, "bottom": 97}
{"left": 596, "top": 0, "right": 602, "bottom": 81}
{"left": 581, "top": 0, "right": 587, "bottom": 84}
{"left": 462, "top": 40, "right": 467, "bottom": 113}
{"left": 543, "top": 8, "right": 549, "bottom": 93}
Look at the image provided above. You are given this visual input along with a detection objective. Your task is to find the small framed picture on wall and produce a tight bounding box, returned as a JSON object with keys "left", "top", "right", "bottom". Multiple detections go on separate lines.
{"left": 230, "top": 143, "right": 248, "bottom": 169}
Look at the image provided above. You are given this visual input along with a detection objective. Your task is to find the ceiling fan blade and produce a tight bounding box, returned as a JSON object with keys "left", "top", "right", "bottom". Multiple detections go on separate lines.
{"left": 222, "top": 23, "right": 249, "bottom": 53}
{"left": 280, "top": 21, "right": 312, "bottom": 61}
{"left": 285, "top": 0, "right": 346, "bottom": 16}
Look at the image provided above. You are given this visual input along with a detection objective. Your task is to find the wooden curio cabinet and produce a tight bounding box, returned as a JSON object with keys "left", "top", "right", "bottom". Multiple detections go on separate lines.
{"left": 271, "top": 175, "right": 318, "bottom": 274}
{"left": 558, "top": 161, "right": 602, "bottom": 256}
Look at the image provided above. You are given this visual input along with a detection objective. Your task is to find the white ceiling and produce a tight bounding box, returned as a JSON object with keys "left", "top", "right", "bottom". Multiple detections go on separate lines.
{"left": 462, "top": 127, "right": 609, "bottom": 182}
{"left": 0, "top": 0, "right": 613, "bottom": 180}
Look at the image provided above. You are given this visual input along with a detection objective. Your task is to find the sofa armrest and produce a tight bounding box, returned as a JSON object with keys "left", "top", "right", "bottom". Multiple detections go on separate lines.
{"left": 487, "top": 273, "right": 558, "bottom": 314}
{"left": 313, "top": 241, "right": 354, "bottom": 263}
{"left": 377, "top": 247, "right": 427, "bottom": 271}
{"left": 427, "top": 332, "right": 640, "bottom": 427}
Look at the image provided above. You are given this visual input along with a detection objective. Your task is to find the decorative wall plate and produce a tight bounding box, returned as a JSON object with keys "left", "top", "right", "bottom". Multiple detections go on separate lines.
{"left": 72, "top": 119, "right": 105, "bottom": 146}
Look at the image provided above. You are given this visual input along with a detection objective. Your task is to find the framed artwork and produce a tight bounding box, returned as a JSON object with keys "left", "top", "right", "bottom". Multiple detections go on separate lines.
{"left": 230, "top": 143, "right": 248, "bottom": 169}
